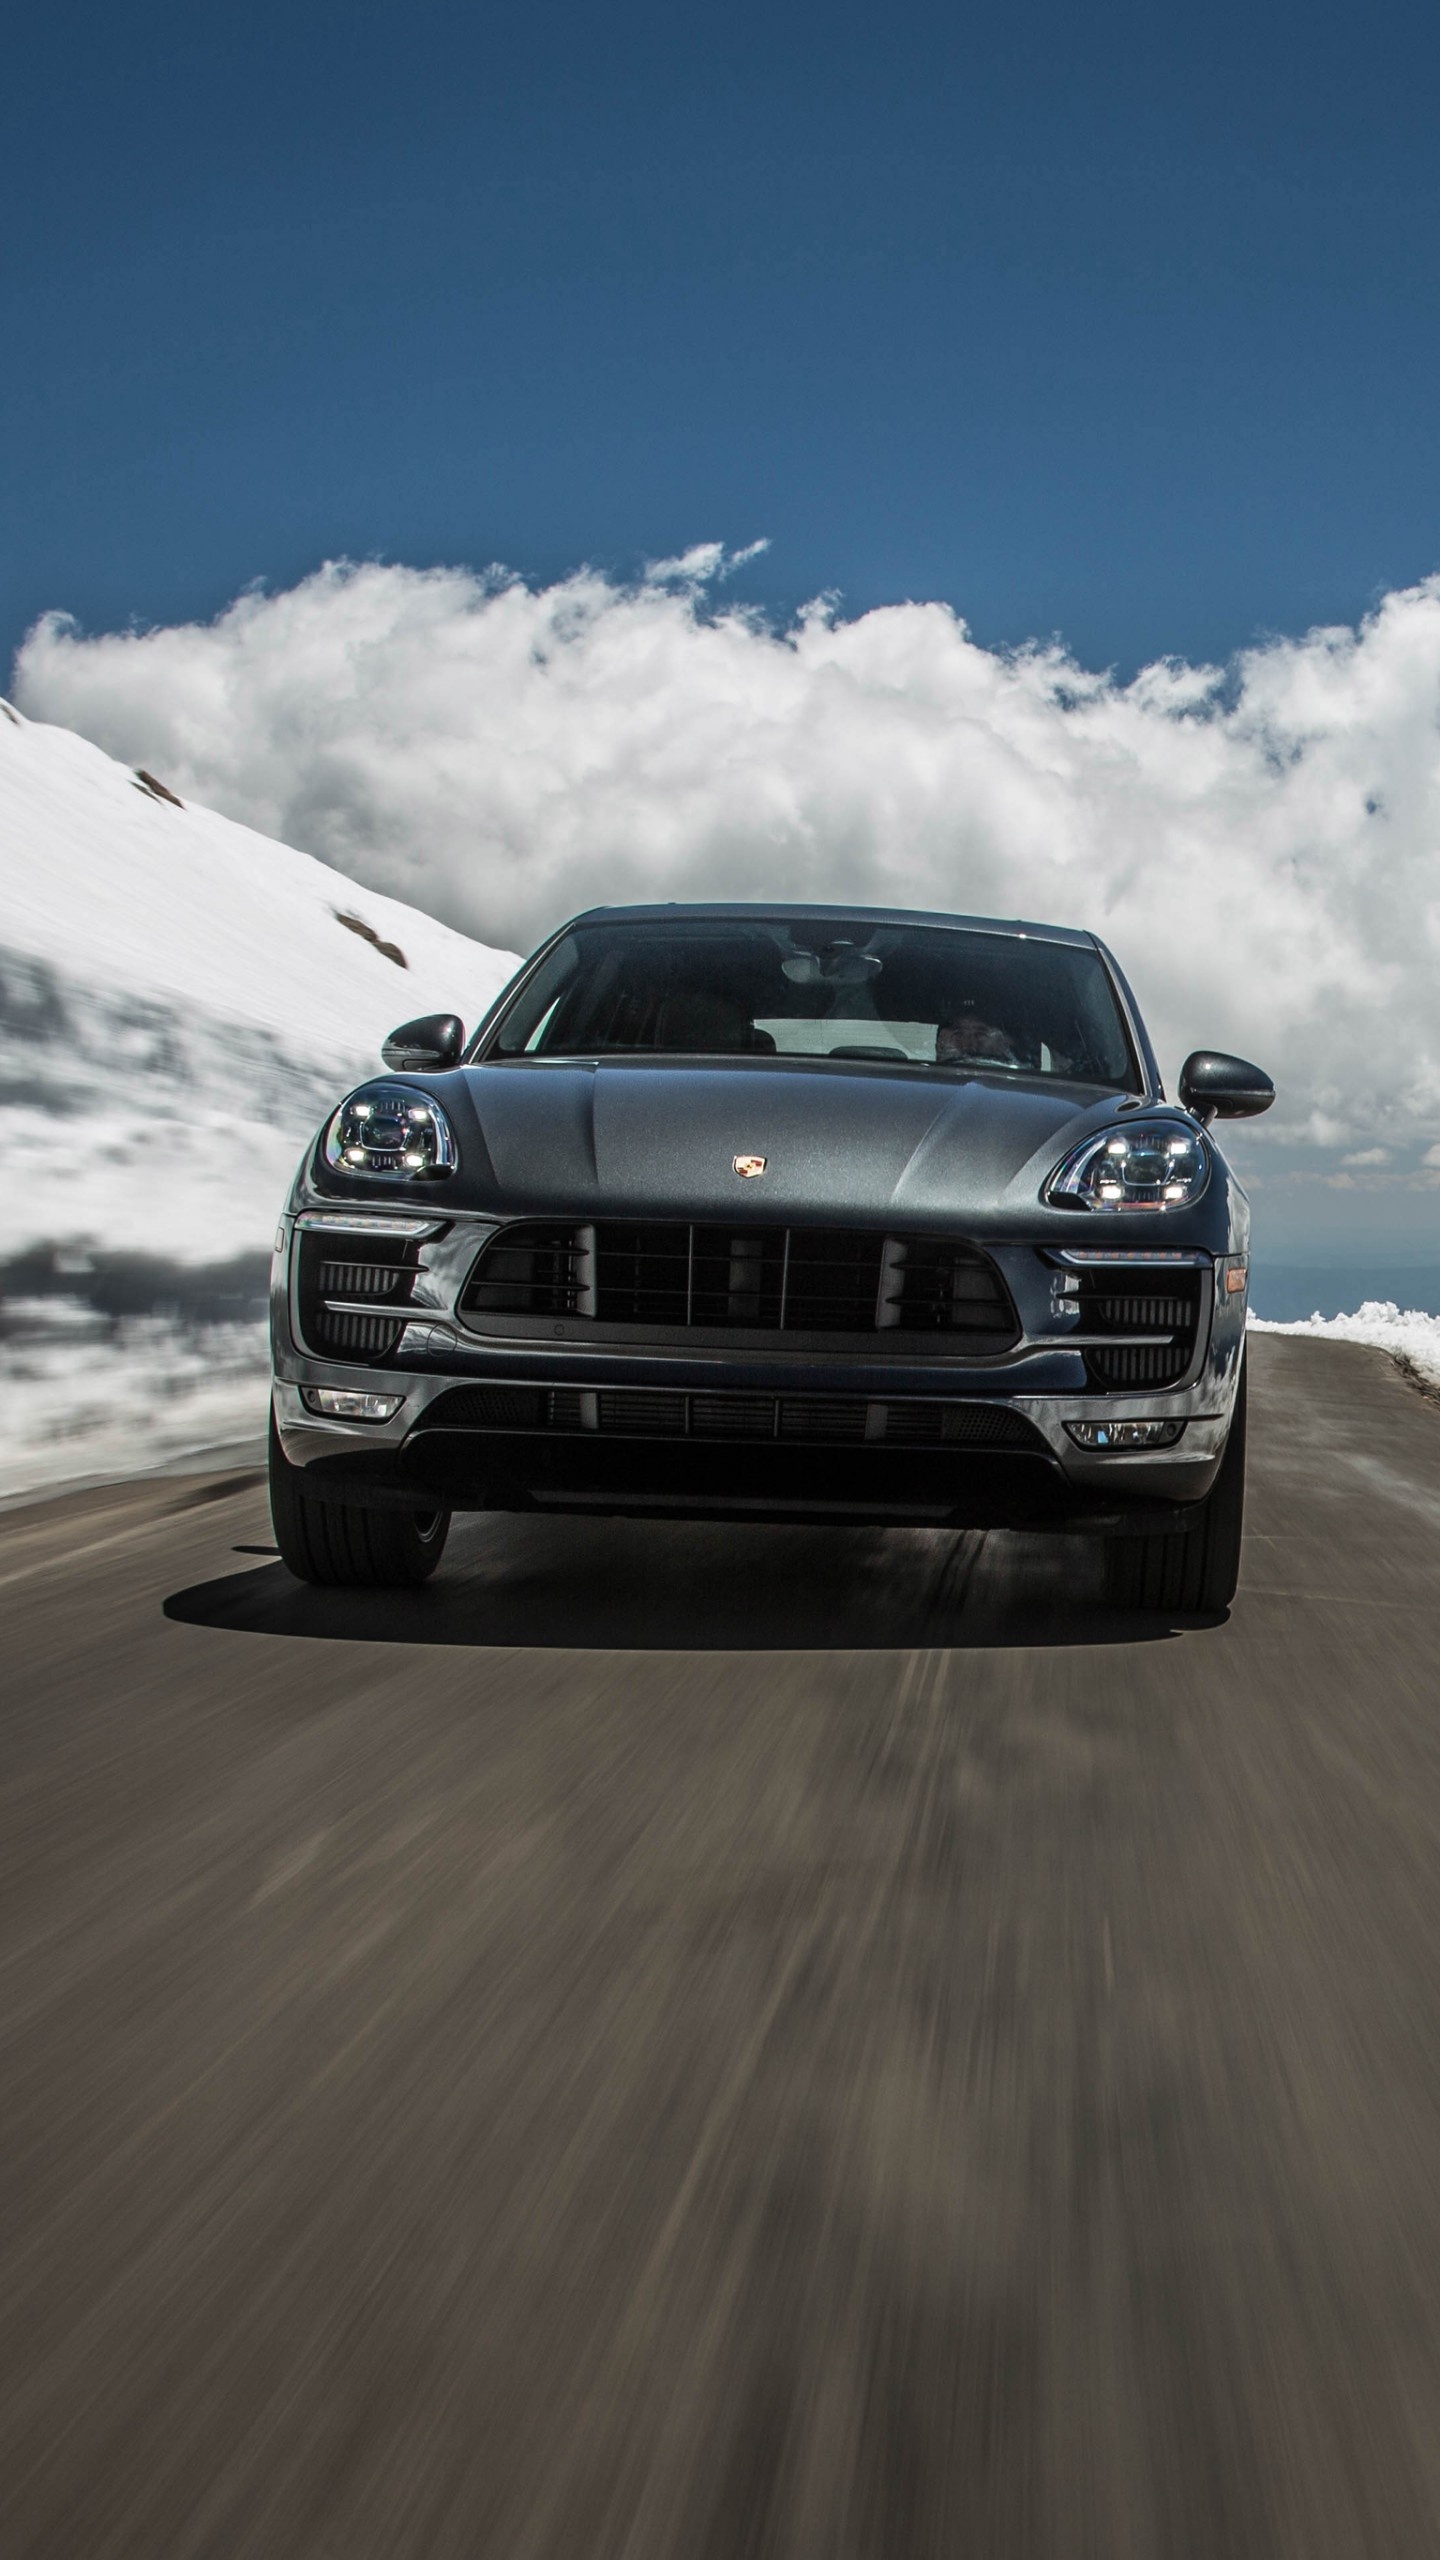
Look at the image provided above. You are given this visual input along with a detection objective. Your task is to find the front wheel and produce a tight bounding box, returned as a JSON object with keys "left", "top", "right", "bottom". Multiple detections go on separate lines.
{"left": 1102, "top": 1359, "right": 1247, "bottom": 1615}
{"left": 268, "top": 1412, "right": 451, "bottom": 1587}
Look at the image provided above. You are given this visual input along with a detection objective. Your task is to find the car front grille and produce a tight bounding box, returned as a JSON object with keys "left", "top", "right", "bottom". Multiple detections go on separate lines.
{"left": 412, "top": 1384, "right": 1045, "bottom": 1452}
{"left": 459, "top": 1220, "right": 1019, "bottom": 1349}
{"left": 1073, "top": 1268, "right": 1205, "bottom": 1388}
{"left": 296, "top": 1230, "right": 425, "bottom": 1364}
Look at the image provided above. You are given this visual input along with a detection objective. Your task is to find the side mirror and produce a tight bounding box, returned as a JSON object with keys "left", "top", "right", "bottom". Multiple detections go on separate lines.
{"left": 381, "top": 1013, "right": 466, "bottom": 1073}
{"left": 1178, "top": 1051, "right": 1274, "bottom": 1123}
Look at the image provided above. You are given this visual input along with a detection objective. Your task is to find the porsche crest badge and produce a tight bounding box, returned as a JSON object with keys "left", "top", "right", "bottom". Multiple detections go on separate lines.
{"left": 733, "top": 1154, "right": 767, "bottom": 1178}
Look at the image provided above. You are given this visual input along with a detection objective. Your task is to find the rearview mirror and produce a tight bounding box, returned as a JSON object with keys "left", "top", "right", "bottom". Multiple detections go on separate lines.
{"left": 381, "top": 1013, "right": 466, "bottom": 1073}
{"left": 1178, "top": 1051, "right": 1274, "bottom": 1123}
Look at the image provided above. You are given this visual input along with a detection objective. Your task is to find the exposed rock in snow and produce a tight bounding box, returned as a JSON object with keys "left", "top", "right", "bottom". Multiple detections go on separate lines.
{"left": 0, "top": 703, "right": 518, "bottom": 1493}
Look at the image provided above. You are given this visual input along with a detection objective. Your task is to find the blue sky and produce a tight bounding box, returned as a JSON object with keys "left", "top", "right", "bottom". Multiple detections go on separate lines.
{"left": 6, "top": 0, "right": 1440, "bottom": 678}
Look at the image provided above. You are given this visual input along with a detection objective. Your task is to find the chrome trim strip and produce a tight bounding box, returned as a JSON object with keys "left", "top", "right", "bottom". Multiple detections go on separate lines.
{"left": 1040, "top": 1334, "right": 1179, "bottom": 1347}
{"left": 1050, "top": 1247, "right": 1211, "bottom": 1266}
{"left": 296, "top": 1211, "right": 443, "bottom": 1237}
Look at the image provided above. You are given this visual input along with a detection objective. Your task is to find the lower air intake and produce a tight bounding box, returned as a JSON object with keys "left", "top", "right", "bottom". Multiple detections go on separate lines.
{"left": 414, "top": 1387, "right": 1046, "bottom": 1452}
{"left": 1075, "top": 1266, "right": 1205, "bottom": 1390}
{"left": 296, "top": 1229, "right": 424, "bottom": 1364}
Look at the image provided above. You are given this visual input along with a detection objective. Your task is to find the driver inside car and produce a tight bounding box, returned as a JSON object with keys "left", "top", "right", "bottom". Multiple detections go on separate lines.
{"left": 935, "top": 1009, "right": 1022, "bottom": 1066}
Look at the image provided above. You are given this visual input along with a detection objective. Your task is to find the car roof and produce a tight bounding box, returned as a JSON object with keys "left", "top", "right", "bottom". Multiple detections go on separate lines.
{"left": 560, "top": 901, "right": 1097, "bottom": 950}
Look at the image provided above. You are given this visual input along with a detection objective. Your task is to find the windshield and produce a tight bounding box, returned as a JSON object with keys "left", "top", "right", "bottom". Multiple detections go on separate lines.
{"left": 485, "top": 917, "right": 1139, "bottom": 1088}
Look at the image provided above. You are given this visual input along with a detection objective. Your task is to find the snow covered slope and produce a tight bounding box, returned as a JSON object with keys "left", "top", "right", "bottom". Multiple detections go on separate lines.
{"left": 1250, "top": 1303, "right": 1440, "bottom": 1394}
{"left": 0, "top": 702, "right": 518, "bottom": 1491}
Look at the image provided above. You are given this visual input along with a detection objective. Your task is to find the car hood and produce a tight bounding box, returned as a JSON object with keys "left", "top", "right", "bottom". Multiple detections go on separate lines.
{"left": 415, "top": 1057, "right": 1137, "bottom": 1227}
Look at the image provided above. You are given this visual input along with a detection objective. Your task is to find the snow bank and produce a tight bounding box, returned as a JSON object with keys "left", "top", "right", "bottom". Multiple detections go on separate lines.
{"left": 1251, "top": 1302, "right": 1440, "bottom": 1394}
{"left": 0, "top": 1313, "right": 269, "bottom": 1499}
{"left": 0, "top": 703, "right": 519, "bottom": 1492}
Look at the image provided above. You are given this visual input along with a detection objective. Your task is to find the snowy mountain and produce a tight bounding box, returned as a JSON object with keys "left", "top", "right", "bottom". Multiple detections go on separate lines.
{"left": 0, "top": 703, "right": 518, "bottom": 1492}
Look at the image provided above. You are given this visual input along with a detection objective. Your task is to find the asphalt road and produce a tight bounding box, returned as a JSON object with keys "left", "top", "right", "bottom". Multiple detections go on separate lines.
{"left": 5, "top": 1334, "right": 1440, "bottom": 2559}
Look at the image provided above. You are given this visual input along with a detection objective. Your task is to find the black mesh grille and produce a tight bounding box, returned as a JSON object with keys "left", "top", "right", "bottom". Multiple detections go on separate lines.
{"left": 1087, "top": 1292, "right": 1192, "bottom": 1330}
{"left": 463, "top": 1225, "right": 590, "bottom": 1318}
{"left": 891, "top": 1237, "right": 1018, "bottom": 1335}
{"left": 438, "top": 1386, "right": 549, "bottom": 1429}
{"left": 690, "top": 1393, "right": 778, "bottom": 1439}
{"left": 778, "top": 1397, "right": 871, "bottom": 1441}
{"left": 597, "top": 1391, "right": 688, "bottom": 1436}
{"left": 414, "top": 1386, "right": 1045, "bottom": 1451}
{"left": 315, "top": 1260, "right": 405, "bottom": 1301}
{"left": 882, "top": 1400, "right": 1039, "bottom": 1447}
{"left": 596, "top": 1225, "right": 695, "bottom": 1325}
{"left": 315, "top": 1309, "right": 405, "bottom": 1356}
{"left": 1085, "top": 1341, "right": 1191, "bottom": 1386}
{"left": 782, "top": 1233, "right": 886, "bottom": 1332}
{"left": 296, "top": 1230, "right": 423, "bottom": 1364}
{"left": 1073, "top": 1266, "right": 1205, "bottom": 1390}
{"left": 461, "top": 1220, "right": 1017, "bottom": 1347}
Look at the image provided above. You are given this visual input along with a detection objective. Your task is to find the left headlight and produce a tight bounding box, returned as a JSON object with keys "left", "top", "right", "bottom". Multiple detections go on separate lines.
{"left": 323, "top": 1082, "right": 458, "bottom": 1180}
{"left": 1045, "top": 1120, "right": 1210, "bottom": 1212}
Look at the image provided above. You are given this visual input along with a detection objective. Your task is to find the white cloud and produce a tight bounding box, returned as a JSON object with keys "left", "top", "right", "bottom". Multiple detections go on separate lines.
{"left": 17, "top": 552, "right": 1440, "bottom": 1149}
{"left": 1342, "top": 1146, "right": 1393, "bottom": 1166}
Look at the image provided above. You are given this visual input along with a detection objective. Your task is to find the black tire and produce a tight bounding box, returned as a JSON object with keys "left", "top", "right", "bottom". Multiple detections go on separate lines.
{"left": 268, "top": 1413, "right": 450, "bottom": 1587}
{"left": 1102, "top": 1358, "right": 1247, "bottom": 1615}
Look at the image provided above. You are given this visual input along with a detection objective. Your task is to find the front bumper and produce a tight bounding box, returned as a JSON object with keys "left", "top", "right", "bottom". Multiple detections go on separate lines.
{"left": 271, "top": 1216, "right": 1246, "bottom": 1530}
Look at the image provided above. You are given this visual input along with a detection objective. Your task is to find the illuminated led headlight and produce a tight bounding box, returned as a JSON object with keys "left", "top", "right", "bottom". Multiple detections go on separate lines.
{"left": 323, "top": 1082, "right": 457, "bottom": 1180}
{"left": 1045, "top": 1122, "right": 1210, "bottom": 1213}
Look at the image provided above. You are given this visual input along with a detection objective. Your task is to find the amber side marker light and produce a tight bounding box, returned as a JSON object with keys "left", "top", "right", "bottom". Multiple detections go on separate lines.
{"left": 1225, "top": 1260, "right": 1249, "bottom": 1294}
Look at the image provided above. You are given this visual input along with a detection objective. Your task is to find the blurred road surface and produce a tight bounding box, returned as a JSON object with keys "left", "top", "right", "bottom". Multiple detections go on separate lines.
{"left": 5, "top": 1335, "right": 1440, "bottom": 2558}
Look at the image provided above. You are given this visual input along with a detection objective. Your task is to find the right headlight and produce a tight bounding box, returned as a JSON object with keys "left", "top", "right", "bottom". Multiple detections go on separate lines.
{"left": 323, "top": 1081, "right": 458, "bottom": 1179}
{"left": 1045, "top": 1120, "right": 1211, "bottom": 1212}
